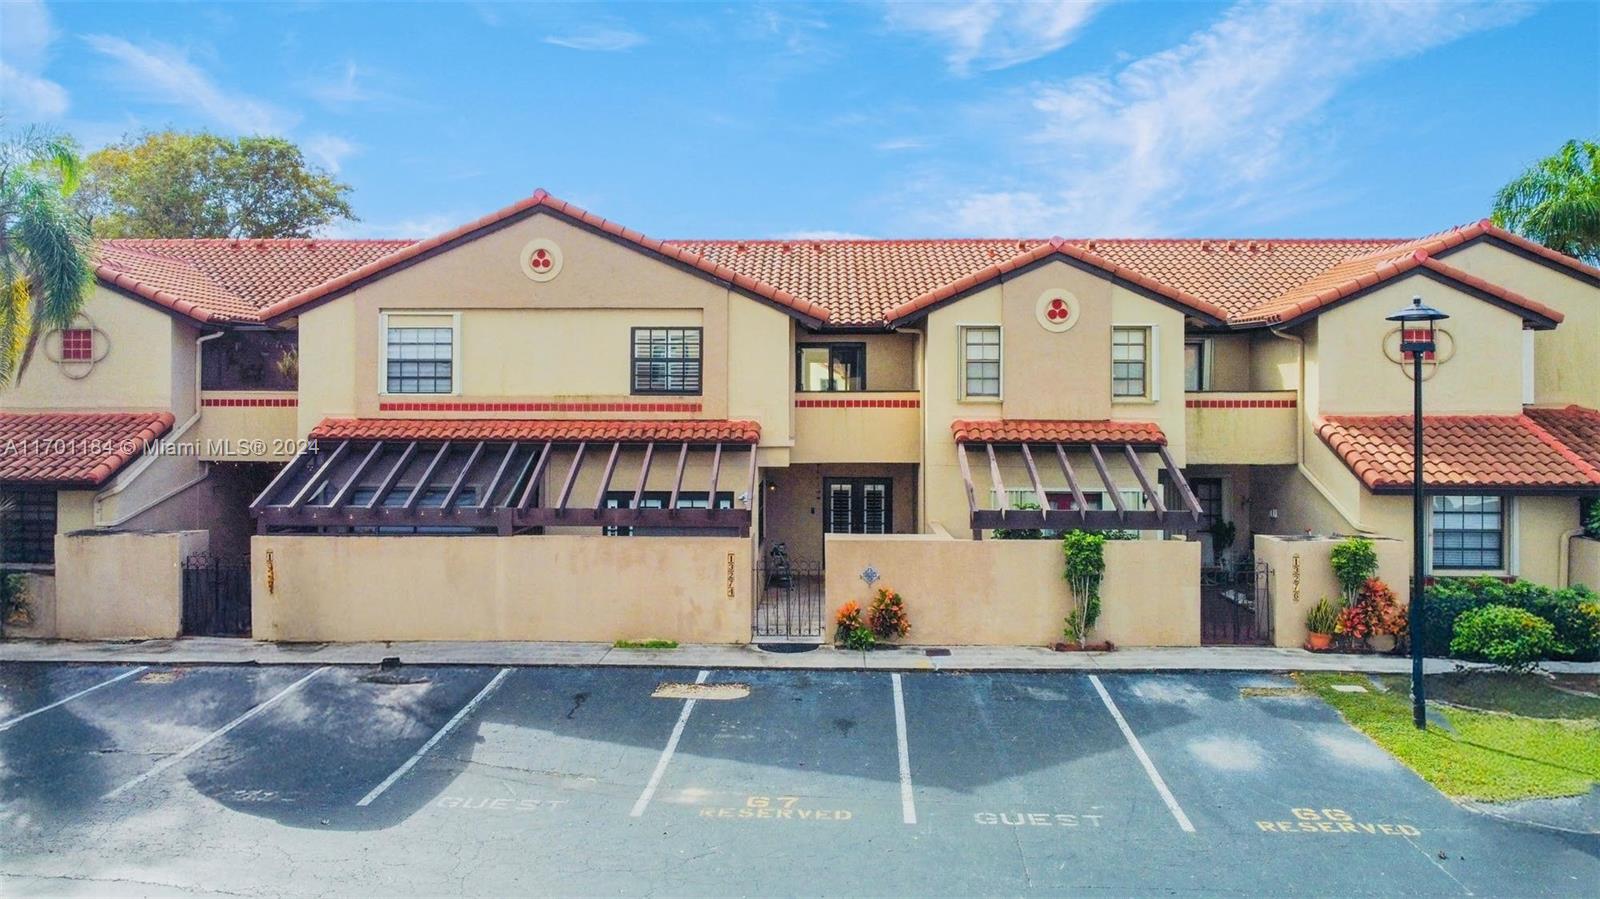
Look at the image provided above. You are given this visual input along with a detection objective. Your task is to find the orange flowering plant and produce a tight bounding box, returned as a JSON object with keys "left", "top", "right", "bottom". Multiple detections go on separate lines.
{"left": 835, "top": 601, "right": 874, "bottom": 650}
{"left": 1334, "top": 578, "right": 1407, "bottom": 640}
{"left": 868, "top": 587, "right": 911, "bottom": 640}
{"left": 836, "top": 601, "right": 863, "bottom": 629}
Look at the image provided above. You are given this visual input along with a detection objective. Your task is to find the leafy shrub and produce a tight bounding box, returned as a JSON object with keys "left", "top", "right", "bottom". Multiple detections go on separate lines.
{"left": 1449, "top": 605, "right": 1562, "bottom": 671}
{"left": 993, "top": 502, "right": 1044, "bottom": 540}
{"left": 1584, "top": 501, "right": 1600, "bottom": 539}
{"left": 1334, "top": 578, "right": 1406, "bottom": 641}
{"left": 843, "top": 627, "right": 876, "bottom": 651}
{"left": 1305, "top": 596, "right": 1342, "bottom": 635}
{"left": 1329, "top": 537, "right": 1379, "bottom": 602}
{"left": 1061, "top": 530, "right": 1107, "bottom": 643}
{"left": 1422, "top": 577, "right": 1600, "bottom": 661}
{"left": 835, "top": 601, "right": 864, "bottom": 648}
{"left": 868, "top": 587, "right": 911, "bottom": 640}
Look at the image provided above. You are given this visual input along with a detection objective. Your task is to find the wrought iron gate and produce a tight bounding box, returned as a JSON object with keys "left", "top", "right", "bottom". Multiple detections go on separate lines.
{"left": 1200, "top": 561, "right": 1271, "bottom": 646}
{"left": 752, "top": 556, "right": 824, "bottom": 641}
{"left": 181, "top": 552, "right": 252, "bottom": 637}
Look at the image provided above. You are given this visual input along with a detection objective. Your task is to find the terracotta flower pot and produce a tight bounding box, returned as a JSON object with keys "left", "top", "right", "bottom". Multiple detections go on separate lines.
{"left": 1305, "top": 632, "right": 1333, "bottom": 651}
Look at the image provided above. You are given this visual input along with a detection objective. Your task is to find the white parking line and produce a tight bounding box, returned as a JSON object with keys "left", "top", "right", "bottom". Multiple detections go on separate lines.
{"left": 630, "top": 669, "right": 709, "bottom": 818}
{"left": 357, "top": 667, "right": 511, "bottom": 807}
{"left": 0, "top": 666, "right": 149, "bottom": 732}
{"left": 1088, "top": 674, "right": 1196, "bottom": 834}
{"left": 891, "top": 673, "right": 917, "bottom": 825}
{"left": 106, "top": 666, "right": 329, "bottom": 799}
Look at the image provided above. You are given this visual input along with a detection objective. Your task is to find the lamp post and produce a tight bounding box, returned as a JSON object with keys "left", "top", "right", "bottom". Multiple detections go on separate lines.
{"left": 1386, "top": 296, "right": 1449, "bottom": 730}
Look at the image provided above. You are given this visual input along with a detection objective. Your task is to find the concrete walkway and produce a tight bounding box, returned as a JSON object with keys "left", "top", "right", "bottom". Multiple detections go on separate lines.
{"left": 4, "top": 637, "right": 1597, "bottom": 673}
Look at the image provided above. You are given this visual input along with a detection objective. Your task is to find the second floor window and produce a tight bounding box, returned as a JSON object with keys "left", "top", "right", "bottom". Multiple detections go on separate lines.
{"left": 1113, "top": 327, "right": 1149, "bottom": 398}
{"left": 632, "top": 327, "right": 702, "bottom": 395}
{"left": 797, "top": 343, "right": 865, "bottom": 392}
{"left": 961, "top": 326, "right": 1001, "bottom": 399}
{"left": 1184, "top": 338, "right": 1209, "bottom": 391}
{"left": 202, "top": 330, "right": 299, "bottom": 391}
{"left": 386, "top": 325, "right": 454, "bottom": 394}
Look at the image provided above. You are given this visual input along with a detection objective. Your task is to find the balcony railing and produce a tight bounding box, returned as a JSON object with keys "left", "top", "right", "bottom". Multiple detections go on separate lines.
{"left": 792, "top": 391, "right": 920, "bottom": 464}
{"left": 1185, "top": 391, "right": 1297, "bottom": 465}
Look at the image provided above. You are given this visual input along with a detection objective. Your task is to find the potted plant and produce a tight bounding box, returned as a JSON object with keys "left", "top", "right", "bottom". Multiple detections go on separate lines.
{"left": 1334, "top": 577, "right": 1407, "bottom": 652}
{"left": 1304, "top": 596, "right": 1340, "bottom": 651}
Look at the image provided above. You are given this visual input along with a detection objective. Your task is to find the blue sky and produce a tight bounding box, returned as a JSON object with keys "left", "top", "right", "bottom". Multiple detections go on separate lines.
{"left": 3, "top": 0, "right": 1596, "bottom": 240}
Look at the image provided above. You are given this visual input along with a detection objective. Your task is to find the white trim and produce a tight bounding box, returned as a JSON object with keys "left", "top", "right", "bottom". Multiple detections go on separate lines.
{"left": 1522, "top": 329, "right": 1535, "bottom": 406}
{"left": 379, "top": 311, "right": 462, "bottom": 397}
{"left": 1111, "top": 324, "right": 1158, "bottom": 402}
{"left": 957, "top": 323, "right": 1003, "bottom": 402}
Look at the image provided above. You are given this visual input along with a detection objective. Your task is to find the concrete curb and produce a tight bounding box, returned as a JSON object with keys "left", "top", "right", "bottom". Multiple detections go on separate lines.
{"left": 6, "top": 637, "right": 1595, "bottom": 674}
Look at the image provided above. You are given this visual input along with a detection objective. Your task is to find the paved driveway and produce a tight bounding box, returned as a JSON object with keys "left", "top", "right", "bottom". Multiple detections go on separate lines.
{"left": 2, "top": 663, "right": 1595, "bottom": 896}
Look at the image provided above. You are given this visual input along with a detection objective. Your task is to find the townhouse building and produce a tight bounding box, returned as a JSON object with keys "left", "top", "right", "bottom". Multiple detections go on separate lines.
{"left": 3, "top": 189, "right": 1598, "bottom": 646}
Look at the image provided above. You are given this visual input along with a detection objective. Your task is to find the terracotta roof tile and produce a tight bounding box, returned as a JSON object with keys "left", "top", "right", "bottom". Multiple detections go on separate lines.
{"left": 0, "top": 411, "right": 175, "bottom": 486}
{"left": 951, "top": 419, "right": 1167, "bottom": 445}
{"left": 1316, "top": 414, "right": 1600, "bottom": 492}
{"left": 309, "top": 418, "right": 760, "bottom": 444}
{"left": 1524, "top": 405, "right": 1600, "bottom": 472}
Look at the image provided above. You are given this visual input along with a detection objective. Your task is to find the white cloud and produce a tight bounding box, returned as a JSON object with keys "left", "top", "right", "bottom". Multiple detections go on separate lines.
{"left": 874, "top": 137, "right": 927, "bottom": 151}
{"left": 543, "top": 28, "right": 647, "bottom": 52}
{"left": 303, "top": 134, "right": 358, "bottom": 174}
{"left": 305, "top": 61, "right": 379, "bottom": 107}
{"left": 931, "top": 0, "right": 1535, "bottom": 235}
{"left": 82, "top": 34, "right": 295, "bottom": 135}
{"left": 885, "top": 0, "right": 1104, "bottom": 76}
{"left": 0, "top": 0, "right": 69, "bottom": 119}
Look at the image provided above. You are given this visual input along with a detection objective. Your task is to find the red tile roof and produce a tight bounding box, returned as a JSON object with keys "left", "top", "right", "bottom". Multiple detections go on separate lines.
{"left": 881, "top": 237, "right": 1228, "bottom": 325}
{"left": 96, "top": 239, "right": 412, "bottom": 323}
{"left": 1232, "top": 247, "right": 1563, "bottom": 328}
{"left": 1524, "top": 405, "right": 1600, "bottom": 472}
{"left": 261, "top": 190, "right": 827, "bottom": 325}
{"left": 0, "top": 411, "right": 175, "bottom": 486}
{"left": 951, "top": 419, "right": 1167, "bottom": 445}
{"left": 1316, "top": 414, "right": 1600, "bottom": 492}
{"left": 309, "top": 418, "right": 760, "bottom": 444}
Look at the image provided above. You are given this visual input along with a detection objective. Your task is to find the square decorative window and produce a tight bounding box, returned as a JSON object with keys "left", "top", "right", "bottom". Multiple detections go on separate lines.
{"left": 1431, "top": 494, "right": 1504, "bottom": 570}
{"left": 385, "top": 325, "right": 454, "bottom": 394}
{"left": 0, "top": 488, "right": 56, "bottom": 564}
{"left": 61, "top": 328, "right": 93, "bottom": 362}
{"left": 631, "top": 328, "right": 702, "bottom": 395}
{"left": 961, "top": 326, "right": 1001, "bottom": 399}
{"left": 1113, "top": 327, "right": 1149, "bottom": 398}
{"left": 796, "top": 343, "right": 866, "bottom": 392}
{"left": 1184, "top": 339, "right": 1208, "bottom": 391}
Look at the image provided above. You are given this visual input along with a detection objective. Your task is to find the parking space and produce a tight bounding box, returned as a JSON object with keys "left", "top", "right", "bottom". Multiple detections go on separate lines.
{"left": 2, "top": 662, "right": 1596, "bottom": 896}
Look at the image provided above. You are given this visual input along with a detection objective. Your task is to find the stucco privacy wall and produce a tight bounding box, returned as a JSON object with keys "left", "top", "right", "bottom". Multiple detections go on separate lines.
{"left": 1571, "top": 537, "right": 1600, "bottom": 590}
{"left": 1254, "top": 534, "right": 1407, "bottom": 649}
{"left": 252, "top": 534, "right": 751, "bottom": 643}
{"left": 52, "top": 530, "right": 205, "bottom": 640}
{"left": 822, "top": 534, "right": 1200, "bottom": 646}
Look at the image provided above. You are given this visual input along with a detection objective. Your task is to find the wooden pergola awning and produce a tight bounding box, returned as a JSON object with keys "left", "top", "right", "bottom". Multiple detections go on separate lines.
{"left": 252, "top": 419, "right": 759, "bottom": 535}
{"left": 951, "top": 419, "right": 1202, "bottom": 536}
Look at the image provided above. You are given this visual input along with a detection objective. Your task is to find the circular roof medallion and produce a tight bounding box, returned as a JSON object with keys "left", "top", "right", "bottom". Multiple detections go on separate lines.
{"left": 1036, "top": 289, "right": 1080, "bottom": 333}
{"left": 520, "top": 238, "right": 563, "bottom": 282}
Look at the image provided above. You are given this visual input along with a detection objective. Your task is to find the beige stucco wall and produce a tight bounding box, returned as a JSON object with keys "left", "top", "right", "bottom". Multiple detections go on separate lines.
{"left": 792, "top": 396, "right": 921, "bottom": 464}
{"left": 1570, "top": 536, "right": 1600, "bottom": 590}
{"left": 5, "top": 286, "right": 182, "bottom": 411}
{"left": 729, "top": 302, "right": 795, "bottom": 449}
{"left": 52, "top": 530, "right": 204, "bottom": 640}
{"left": 1254, "top": 534, "right": 1407, "bottom": 648}
{"left": 1184, "top": 393, "right": 1298, "bottom": 464}
{"left": 1204, "top": 332, "right": 1253, "bottom": 391}
{"left": 191, "top": 392, "right": 300, "bottom": 461}
{"left": 1439, "top": 241, "right": 1600, "bottom": 409}
{"left": 823, "top": 535, "right": 1200, "bottom": 646}
{"left": 252, "top": 534, "right": 751, "bottom": 643}
{"left": 1315, "top": 275, "right": 1528, "bottom": 416}
{"left": 1248, "top": 331, "right": 1301, "bottom": 391}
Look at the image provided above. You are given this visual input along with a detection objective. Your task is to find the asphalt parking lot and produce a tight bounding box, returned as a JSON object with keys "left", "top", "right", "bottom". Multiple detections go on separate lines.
{"left": 2, "top": 663, "right": 1596, "bottom": 897}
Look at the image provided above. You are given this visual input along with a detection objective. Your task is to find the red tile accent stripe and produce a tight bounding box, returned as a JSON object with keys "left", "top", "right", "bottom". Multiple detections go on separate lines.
{"left": 1185, "top": 398, "right": 1297, "bottom": 408}
{"left": 201, "top": 397, "right": 298, "bottom": 407}
{"left": 377, "top": 401, "right": 702, "bottom": 413}
{"left": 795, "top": 398, "right": 921, "bottom": 408}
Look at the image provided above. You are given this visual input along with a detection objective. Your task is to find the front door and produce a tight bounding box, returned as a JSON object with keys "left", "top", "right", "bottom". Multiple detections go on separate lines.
{"left": 824, "top": 478, "right": 892, "bottom": 536}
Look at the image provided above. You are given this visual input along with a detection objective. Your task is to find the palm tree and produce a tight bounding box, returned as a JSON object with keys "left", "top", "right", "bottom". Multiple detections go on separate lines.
{"left": 0, "top": 127, "right": 95, "bottom": 387}
{"left": 1492, "top": 139, "right": 1600, "bottom": 264}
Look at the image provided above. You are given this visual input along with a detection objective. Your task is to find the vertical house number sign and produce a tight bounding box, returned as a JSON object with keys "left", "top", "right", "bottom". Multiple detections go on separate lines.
{"left": 726, "top": 553, "right": 736, "bottom": 598}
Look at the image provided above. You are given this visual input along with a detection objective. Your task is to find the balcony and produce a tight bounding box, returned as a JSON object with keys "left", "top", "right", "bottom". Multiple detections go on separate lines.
{"left": 792, "top": 391, "right": 921, "bottom": 464}
{"left": 191, "top": 391, "right": 300, "bottom": 461}
{"left": 1185, "top": 391, "right": 1298, "bottom": 465}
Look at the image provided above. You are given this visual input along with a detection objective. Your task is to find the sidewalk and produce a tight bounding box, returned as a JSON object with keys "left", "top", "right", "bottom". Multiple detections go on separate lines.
{"left": 5, "top": 637, "right": 1597, "bottom": 674}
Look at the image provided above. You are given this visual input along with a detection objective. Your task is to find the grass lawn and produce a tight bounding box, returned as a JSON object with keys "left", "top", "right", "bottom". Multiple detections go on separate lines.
{"left": 1297, "top": 672, "right": 1600, "bottom": 803}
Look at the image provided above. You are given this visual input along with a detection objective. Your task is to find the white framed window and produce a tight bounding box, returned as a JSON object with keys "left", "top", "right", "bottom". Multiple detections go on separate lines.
{"left": 381, "top": 312, "right": 460, "bottom": 395}
{"left": 1113, "top": 326, "right": 1153, "bottom": 399}
{"left": 1430, "top": 494, "right": 1507, "bottom": 572}
{"left": 1184, "top": 338, "right": 1211, "bottom": 392}
{"left": 960, "top": 325, "right": 1002, "bottom": 400}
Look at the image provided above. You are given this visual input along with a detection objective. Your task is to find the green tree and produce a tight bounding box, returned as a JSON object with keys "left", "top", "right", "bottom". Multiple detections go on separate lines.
{"left": 80, "top": 131, "right": 356, "bottom": 238}
{"left": 0, "top": 128, "right": 94, "bottom": 386}
{"left": 1492, "top": 139, "right": 1600, "bottom": 264}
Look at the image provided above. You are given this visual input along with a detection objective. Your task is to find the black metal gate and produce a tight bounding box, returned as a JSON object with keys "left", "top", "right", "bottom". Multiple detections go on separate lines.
{"left": 181, "top": 552, "right": 252, "bottom": 637}
{"left": 752, "top": 556, "right": 824, "bottom": 641}
{"left": 1200, "top": 561, "right": 1271, "bottom": 645}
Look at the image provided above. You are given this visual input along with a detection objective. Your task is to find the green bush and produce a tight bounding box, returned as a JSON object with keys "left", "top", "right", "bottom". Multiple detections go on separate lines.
{"left": 1421, "top": 577, "right": 1600, "bottom": 661}
{"left": 843, "top": 626, "right": 876, "bottom": 651}
{"left": 1449, "top": 605, "right": 1563, "bottom": 671}
{"left": 1329, "top": 537, "right": 1379, "bottom": 602}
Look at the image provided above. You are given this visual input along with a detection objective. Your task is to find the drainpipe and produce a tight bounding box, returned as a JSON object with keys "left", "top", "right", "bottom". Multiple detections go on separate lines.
{"left": 94, "top": 329, "right": 225, "bottom": 526}
{"left": 1266, "top": 327, "right": 1376, "bottom": 534}
{"left": 1556, "top": 527, "right": 1584, "bottom": 588}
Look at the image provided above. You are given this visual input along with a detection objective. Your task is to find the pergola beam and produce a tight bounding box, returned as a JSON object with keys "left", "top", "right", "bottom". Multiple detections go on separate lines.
{"left": 402, "top": 442, "right": 452, "bottom": 510}
{"left": 668, "top": 442, "right": 688, "bottom": 511}
{"left": 1020, "top": 443, "right": 1049, "bottom": 519}
{"left": 441, "top": 441, "right": 487, "bottom": 511}
{"left": 286, "top": 440, "right": 350, "bottom": 510}
{"left": 593, "top": 442, "right": 622, "bottom": 509}
{"left": 517, "top": 442, "right": 554, "bottom": 511}
{"left": 1122, "top": 444, "right": 1166, "bottom": 515}
{"left": 632, "top": 441, "right": 656, "bottom": 510}
{"left": 478, "top": 442, "right": 520, "bottom": 510}
{"left": 1159, "top": 444, "right": 1203, "bottom": 519}
{"left": 1053, "top": 443, "right": 1088, "bottom": 516}
{"left": 368, "top": 441, "right": 419, "bottom": 509}
{"left": 555, "top": 441, "right": 587, "bottom": 512}
{"left": 328, "top": 441, "right": 385, "bottom": 509}
{"left": 1088, "top": 444, "right": 1125, "bottom": 518}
